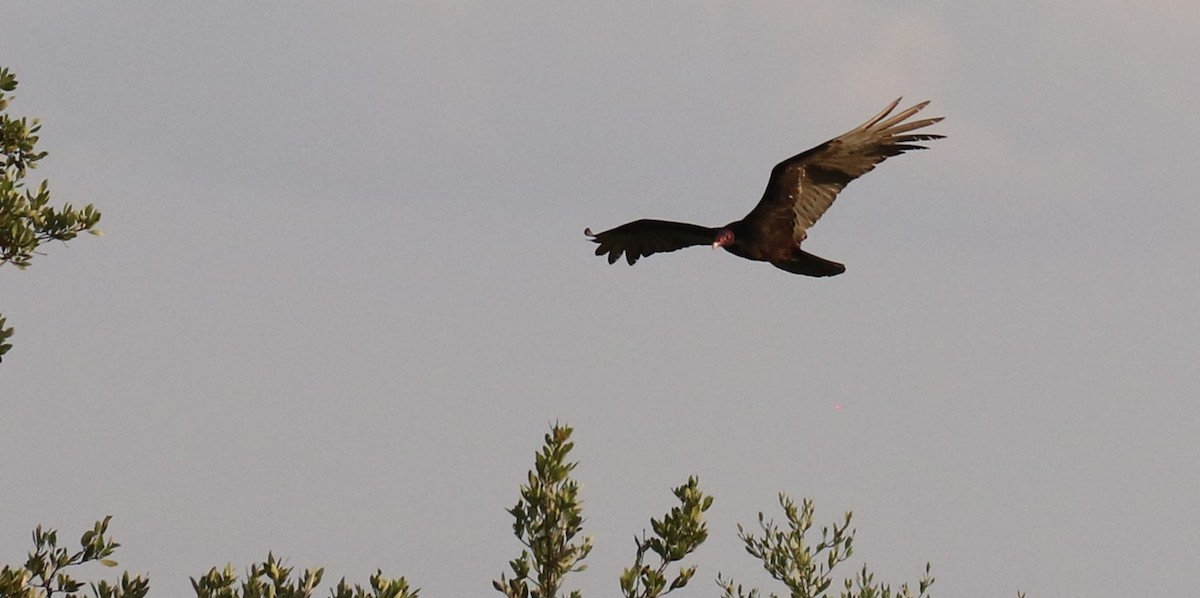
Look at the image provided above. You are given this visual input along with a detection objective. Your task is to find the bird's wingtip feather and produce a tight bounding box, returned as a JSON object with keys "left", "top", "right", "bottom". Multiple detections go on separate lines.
{"left": 861, "top": 98, "right": 903, "bottom": 130}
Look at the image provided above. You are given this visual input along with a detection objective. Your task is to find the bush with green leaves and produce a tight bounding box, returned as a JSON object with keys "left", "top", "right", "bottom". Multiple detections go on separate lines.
{"left": 717, "top": 495, "right": 933, "bottom": 598}
{"left": 0, "top": 65, "right": 102, "bottom": 361}
{"left": 190, "top": 555, "right": 417, "bottom": 598}
{"left": 0, "top": 522, "right": 415, "bottom": 598}
{"left": 492, "top": 423, "right": 937, "bottom": 598}
{"left": 4, "top": 424, "right": 980, "bottom": 597}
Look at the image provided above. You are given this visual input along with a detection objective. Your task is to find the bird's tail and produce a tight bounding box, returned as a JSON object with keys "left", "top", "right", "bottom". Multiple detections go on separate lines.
{"left": 771, "top": 250, "right": 846, "bottom": 277}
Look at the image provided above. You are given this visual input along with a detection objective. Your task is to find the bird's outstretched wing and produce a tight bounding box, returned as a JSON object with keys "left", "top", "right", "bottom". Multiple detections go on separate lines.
{"left": 585, "top": 219, "right": 720, "bottom": 265}
{"left": 742, "top": 98, "right": 943, "bottom": 242}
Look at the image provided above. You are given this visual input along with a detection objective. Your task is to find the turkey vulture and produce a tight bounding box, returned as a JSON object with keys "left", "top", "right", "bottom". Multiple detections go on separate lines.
{"left": 585, "top": 98, "right": 943, "bottom": 277}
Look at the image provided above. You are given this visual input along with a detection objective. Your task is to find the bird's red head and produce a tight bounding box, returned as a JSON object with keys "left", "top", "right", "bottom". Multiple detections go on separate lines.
{"left": 713, "top": 228, "right": 735, "bottom": 249}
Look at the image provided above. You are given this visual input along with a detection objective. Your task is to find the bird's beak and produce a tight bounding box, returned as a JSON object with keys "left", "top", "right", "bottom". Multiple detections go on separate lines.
{"left": 712, "top": 241, "right": 720, "bottom": 250}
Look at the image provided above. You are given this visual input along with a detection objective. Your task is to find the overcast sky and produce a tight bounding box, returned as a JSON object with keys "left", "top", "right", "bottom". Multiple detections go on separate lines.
{"left": 2, "top": 3, "right": 1198, "bottom": 596}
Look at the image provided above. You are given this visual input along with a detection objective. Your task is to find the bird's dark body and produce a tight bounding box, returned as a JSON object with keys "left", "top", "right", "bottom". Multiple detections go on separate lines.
{"left": 722, "top": 220, "right": 846, "bottom": 276}
{"left": 585, "top": 99, "right": 943, "bottom": 277}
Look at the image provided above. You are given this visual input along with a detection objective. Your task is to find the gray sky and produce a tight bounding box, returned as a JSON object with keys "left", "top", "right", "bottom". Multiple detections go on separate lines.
{"left": 3, "top": 3, "right": 1198, "bottom": 596}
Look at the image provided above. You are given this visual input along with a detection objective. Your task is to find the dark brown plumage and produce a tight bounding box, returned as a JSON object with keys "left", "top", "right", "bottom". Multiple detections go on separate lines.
{"left": 585, "top": 99, "right": 944, "bottom": 277}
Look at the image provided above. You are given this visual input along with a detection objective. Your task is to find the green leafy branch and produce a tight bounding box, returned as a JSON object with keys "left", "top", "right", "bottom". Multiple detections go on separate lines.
{"left": 0, "top": 66, "right": 102, "bottom": 271}
{"left": 619, "top": 476, "right": 712, "bottom": 598}
{"left": 0, "top": 515, "right": 150, "bottom": 598}
{"left": 0, "top": 315, "right": 12, "bottom": 362}
{"left": 494, "top": 423, "right": 594, "bottom": 598}
{"left": 0, "top": 65, "right": 102, "bottom": 363}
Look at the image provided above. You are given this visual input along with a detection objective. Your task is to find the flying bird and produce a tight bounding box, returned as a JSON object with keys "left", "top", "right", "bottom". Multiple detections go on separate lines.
{"left": 585, "top": 98, "right": 943, "bottom": 277}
